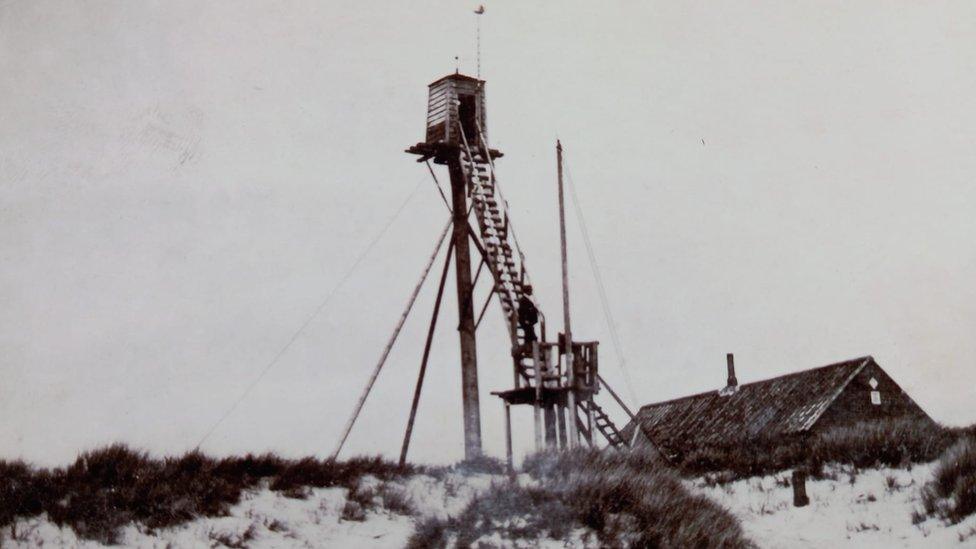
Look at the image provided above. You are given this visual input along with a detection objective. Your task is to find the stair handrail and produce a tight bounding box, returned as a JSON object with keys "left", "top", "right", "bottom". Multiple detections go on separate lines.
{"left": 456, "top": 121, "right": 519, "bottom": 343}
{"left": 473, "top": 120, "right": 546, "bottom": 330}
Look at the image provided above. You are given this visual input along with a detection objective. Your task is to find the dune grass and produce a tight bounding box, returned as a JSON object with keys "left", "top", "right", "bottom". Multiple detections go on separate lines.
{"left": 676, "top": 418, "right": 955, "bottom": 481}
{"left": 0, "top": 444, "right": 413, "bottom": 543}
{"left": 6, "top": 420, "right": 961, "bottom": 544}
{"left": 409, "top": 448, "right": 753, "bottom": 548}
{"left": 923, "top": 437, "right": 976, "bottom": 524}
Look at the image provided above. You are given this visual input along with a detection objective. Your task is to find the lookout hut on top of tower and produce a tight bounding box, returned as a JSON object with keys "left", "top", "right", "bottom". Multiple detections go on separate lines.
{"left": 406, "top": 73, "right": 502, "bottom": 164}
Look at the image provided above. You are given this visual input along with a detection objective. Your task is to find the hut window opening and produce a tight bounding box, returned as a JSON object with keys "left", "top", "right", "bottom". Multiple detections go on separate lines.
{"left": 869, "top": 377, "right": 881, "bottom": 405}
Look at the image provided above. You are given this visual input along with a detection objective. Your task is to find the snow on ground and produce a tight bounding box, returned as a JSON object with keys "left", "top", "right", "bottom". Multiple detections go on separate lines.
{"left": 692, "top": 463, "right": 976, "bottom": 548}
{"left": 8, "top": 464, "right": 973, "bottom": 548}
{"left": 1, "top": 472, "right": 501, "bottom": 548}
{"left": 471, "top": 529, "right": 598, "bottom": 549}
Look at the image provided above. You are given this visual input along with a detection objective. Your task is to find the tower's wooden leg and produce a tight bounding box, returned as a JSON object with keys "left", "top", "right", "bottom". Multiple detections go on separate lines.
{"left": 504, "top": 402, "right": 514, "bottom": 476}
{"left": 533, "top": 404, "right": 543, "bottom": 452}
{"left": 533, "top": 343, "right": 544, "bottom": 452}
{"left": 556, "top": 403, "right": 567, "bottom": 448}
{"left": 586, "top": 398, "right": 596, "bottom": 447}
{"left": 544, "top": 404, "right": 557, "bottom": 448}
{"left": 447, "top": 157, "right": 482, "bottom": 460}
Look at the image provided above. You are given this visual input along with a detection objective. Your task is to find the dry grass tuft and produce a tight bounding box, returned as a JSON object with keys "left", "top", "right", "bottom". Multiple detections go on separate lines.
{"left": 922, "top": 437, "right": 976, "bottom": 524}
{"left": 409, "top": 448, "right": 753, "bottom": 548}
{"left": 677, "top": 418, "right": 954, "bottom": 481}
{"left": 0, "top": 445, "right": 411, "bottom": 542}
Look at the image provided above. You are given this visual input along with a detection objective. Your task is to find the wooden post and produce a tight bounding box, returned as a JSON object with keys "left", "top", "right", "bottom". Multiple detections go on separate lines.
{"left": 332, "top": 218, "right": 453, "bottom": 460}
{"left": 504, "top": 402, "right": 514, "bottom": 476}
{"left": 792, "top": 470, "right": 810, "bottom": 507}
{"left": 447, "top": 156, "right": 482, "bottom": 460}
{"left": 533, "top": 342, "right": 544, "bottom": 451}
{"left": 556, "top": 140, "right": 579, "bottom": 447}
{"left": 542, "top": 343, "right": 557, "bottom": 447}
{"left": 554, "top": 345, "right": 568, "bottom": 448}
{"left": 399, "top": 240, "right": 455, "bottom": 467}
{"left": 556, "top": 403, "right": 568, "bottom": 448}
{"left": 586, "top": 397, "right": 596, "bottom": 446}
{"left": 544, "top": 405, "right": 557, "bottom": 448}
{"left": 533, "top": 403, "right": 543, "bottom": 451}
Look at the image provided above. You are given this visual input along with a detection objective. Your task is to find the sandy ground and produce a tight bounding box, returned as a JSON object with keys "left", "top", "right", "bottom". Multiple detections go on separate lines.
{"left": 0, "top": 472, "right": 498, "bottom": 548}
{"left": 4, "top": 464, "right": 975, "bottom": 547}
{"left": 693, "top": 463, "right": 976, "bottom": 548}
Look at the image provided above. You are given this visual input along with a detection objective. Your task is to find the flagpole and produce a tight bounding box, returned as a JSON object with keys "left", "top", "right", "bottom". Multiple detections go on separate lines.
{"left": 475, "top": 5, "right": 485, "bottom": 79}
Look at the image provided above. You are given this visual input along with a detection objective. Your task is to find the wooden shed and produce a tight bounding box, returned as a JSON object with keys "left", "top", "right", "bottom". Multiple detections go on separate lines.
{"left": 622, "top": 356, "right": 934, "bottom": 457}
{"left": 424, "top": 73, "right": 487, "bottom": 147}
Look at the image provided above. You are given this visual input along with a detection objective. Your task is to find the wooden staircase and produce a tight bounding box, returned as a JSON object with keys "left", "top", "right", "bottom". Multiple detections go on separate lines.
{"left": 577, "top": 399, "right": 627, "bottom": 449}
{"left": 457, "top": 122, "right": 626, "bottom": 449}
{"left": 457, "top": 126, "right": 535, "bottom": 380}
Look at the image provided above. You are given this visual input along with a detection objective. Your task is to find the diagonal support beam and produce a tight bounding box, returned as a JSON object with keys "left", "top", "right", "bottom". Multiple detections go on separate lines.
{"left": 474, "top": 285, "right": 496, "bottom": 330}
{"left": 472, "top": 256, "right": 486, "bottom": 287}
{"left": 399, "top": 239, "right": 455, "bottom": 466}
{"left": 331, "top": 217, "right": 453, "bottom": 460}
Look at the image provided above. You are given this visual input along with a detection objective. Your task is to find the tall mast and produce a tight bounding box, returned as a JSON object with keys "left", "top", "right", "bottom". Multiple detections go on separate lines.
{"left": 557, "top": 140, "right": 579, "bottom": 447}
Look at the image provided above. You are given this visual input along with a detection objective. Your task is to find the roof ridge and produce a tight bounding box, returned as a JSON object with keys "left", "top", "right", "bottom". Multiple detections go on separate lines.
{"left": 637, "top": 355, "right": 874, "bottom": 413}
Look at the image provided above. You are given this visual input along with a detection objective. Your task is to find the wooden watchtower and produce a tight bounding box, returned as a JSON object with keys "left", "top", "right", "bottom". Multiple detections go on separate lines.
{"left": 407, "top": 73, "right": 627, "bottom": 465}
{"left": 406, "top": 73, "right": 500, "bottom": 460}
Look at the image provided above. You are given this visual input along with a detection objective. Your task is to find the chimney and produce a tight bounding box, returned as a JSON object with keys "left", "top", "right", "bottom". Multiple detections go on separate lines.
{"left": 726, "top": 353, "right": 738, "bottom": 388}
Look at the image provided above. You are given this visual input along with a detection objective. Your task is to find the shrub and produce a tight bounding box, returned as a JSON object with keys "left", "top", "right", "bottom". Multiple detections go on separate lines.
{"left": 35, "top": 445, "right": 249, "bottom": 542}
{"left": 923, "top": 437, "right": 976, "bottom": 523}
{"left": 0, "top": 460, "right": 51, "bottom": 535}
{"left": 675, "top": 418, "right": 955, "bottom": 480}
{"left": 269, "top": 455, "right": 408, "bottom": 493}
{"left": 215, "top": 453, "right": 286, "bottom": 482}
{"left": 376, "top": 482, "right": 415, "bottom": 515}
{"left": 0, "top": 445, "right": 412, "bottom": 542}
{"left": 340, "top": 500, "right": 367, "bottom": 522}
{"left": 410, "top": 448, "right": 752, "bottom": 548}
{"left": 407, "top": 516, "right": 451, "bottom": 548}
{"left": 451, "top": 454, "right": 507, "bottom": 476}
{"left": 418, "top": 455, "right": 508, "bottom": 481}
{"left": 811, "top": 418, "right": 951, "bottom": 467}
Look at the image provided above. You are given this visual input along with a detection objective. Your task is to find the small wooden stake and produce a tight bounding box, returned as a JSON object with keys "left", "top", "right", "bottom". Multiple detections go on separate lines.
{"left": 792, "top": 470, "right": 810, "bottom": 507}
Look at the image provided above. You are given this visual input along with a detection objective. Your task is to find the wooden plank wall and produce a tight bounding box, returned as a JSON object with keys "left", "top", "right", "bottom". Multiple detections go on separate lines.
{"left": 426, "top": 80, "right": 452, "bottom": 143}
{"left": 424, "top": 78, "right": 488, "bottom": 145}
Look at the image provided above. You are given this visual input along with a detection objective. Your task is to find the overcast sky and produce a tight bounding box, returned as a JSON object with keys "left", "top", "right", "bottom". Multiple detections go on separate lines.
{"left": 2, "top": 1, "right": 975, "bottom": 467}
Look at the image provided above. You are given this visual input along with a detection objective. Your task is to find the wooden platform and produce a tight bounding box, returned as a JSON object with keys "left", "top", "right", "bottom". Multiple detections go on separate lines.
{"left": 491, "top": 386, "right": 597, "bottom": 407}
{"left": 405, "top": 142, "right": 503, "bottom": 164}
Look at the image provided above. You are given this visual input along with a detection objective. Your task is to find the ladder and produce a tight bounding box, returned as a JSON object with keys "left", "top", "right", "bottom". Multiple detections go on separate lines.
{"left": 578, "top": 399, "right": 627, "bottom": 449}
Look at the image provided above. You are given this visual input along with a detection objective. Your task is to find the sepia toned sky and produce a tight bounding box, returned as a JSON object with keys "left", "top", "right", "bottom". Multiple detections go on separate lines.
{"left": 2, "top": 1, "right": 975, "bottom": 467}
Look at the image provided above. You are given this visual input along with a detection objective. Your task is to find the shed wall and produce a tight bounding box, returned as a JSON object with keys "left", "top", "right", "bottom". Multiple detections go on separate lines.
{"left": 425, "top": 80, "right": 451, "bottom": 143}
{"left": 424, "top": 77, "right": 487, "bottom": 146}
{"left": 812, "top": 362, "right": 932, "bottom": 432}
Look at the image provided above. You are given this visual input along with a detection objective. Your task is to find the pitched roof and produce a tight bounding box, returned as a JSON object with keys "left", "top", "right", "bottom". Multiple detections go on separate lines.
{"left": 428, "top": 72, "right": 484, "bottom": 87}
{"left": 624, "top": 356, "right": 874, "bottom": 452}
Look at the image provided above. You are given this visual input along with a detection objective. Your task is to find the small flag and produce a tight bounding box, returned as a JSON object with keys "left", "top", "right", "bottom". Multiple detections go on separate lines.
{"left": 474, "top": 5, "right": 485, "bottom": 14}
